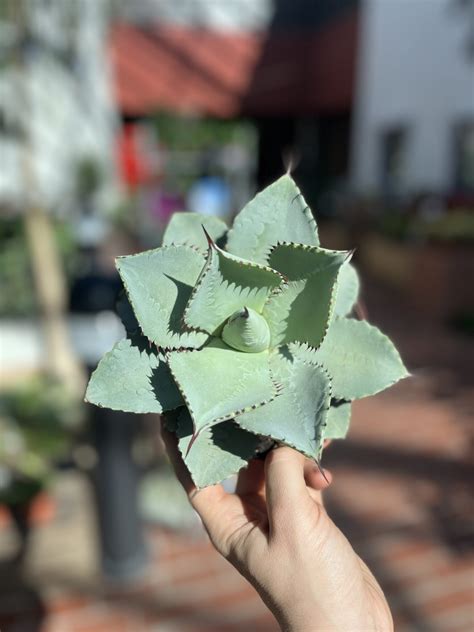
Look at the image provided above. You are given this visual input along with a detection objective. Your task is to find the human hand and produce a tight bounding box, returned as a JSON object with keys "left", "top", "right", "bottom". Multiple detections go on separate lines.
{"left": 162, "top": 427, "right": 393, "bottom": 631}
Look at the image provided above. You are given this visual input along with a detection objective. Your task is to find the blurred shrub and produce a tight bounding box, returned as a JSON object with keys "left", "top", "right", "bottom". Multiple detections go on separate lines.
{"left": 76, "top": 156, "right": 103, "bottom": 198}
{"left": 0, "top": 217, "right": 78, "bottom": 318}
{"left": 376, "top": 214, "right": 411, "bottom": 241}
{"left": 410, "top": 210, "right": 474, "bottom": 244}
{"left": 154, "top": 113, "right": 255, "bottom": 151}
{"left": 376, "top": 209, "right": 474, "bottom": 244}
{"left": 0, "top": 218, "right": 36, "bottom": 317}
{"left": 0, "top": 376, "right": 81, "bottom": 505}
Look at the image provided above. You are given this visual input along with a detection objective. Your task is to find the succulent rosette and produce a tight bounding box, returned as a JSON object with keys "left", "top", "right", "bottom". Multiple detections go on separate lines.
{"left": 86, "top": 176, "right": 408, "bottom": 487}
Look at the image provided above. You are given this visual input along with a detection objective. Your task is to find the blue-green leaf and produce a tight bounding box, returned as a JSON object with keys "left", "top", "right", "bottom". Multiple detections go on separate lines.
{"left": 294, "top": 318, "right": 409, "bottom": 400}
{"left": 116, "top": 245, "right": 208, "bottom": 349}
{"left": 184, "top": 239, "right": 283, "bottom": 335}
{"left": 176, "top": 409, "right": 261, "bottom": 488}
{"left": 167, "top": 339, "right": 277, "bottom": 434}
{"left": 263, "top": 244, "right": 348, "bottom": 348}
{"left": 235, "top": 349, "right": 331, "bottom": 459}
{"left": 85, "top": 337, "right": 183, "bottom": 413}
{"left": 227, "top": 175, "right": 319, "bottom": 264}
{"left": 325, "top": 402, "right": 351, "bottom": 439}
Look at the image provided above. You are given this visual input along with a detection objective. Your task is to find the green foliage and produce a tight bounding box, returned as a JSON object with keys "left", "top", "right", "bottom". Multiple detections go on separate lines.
{"left": 0, "top": 377, "right": 80, "bottom": 504}
{"left": 86, "top": 175, "right": 408, "bottom": 487}
{"left": 153, "top": 114, "right": 256, "bottom": 152}
{"left": 377, "top": 209, "right": 474, "bottom": 244}
{"left": 0, "top": 217, "right": 78, "bottom": 318}
{"left": 410, "top": 210, "right": 474, "bottom": 244}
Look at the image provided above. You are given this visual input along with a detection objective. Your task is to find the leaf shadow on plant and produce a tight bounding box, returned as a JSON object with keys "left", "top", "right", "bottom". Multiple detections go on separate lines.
{"left": 331, "top": 398, "right": 350, "bottom": 408}
{"left": 215, "top": 233, "right": 227, "bottom": 250}
{"left": 276, "top": 344, "right": 293, "bottom": 362}
{"left": 129, "top": 334, "right": 152, "bottom": 354}
{"left": 116, "top": 291, "right": 141, "bottom": 337}
{"left": 211, "top": 421, "right": 261, "bottom": 460}
{"left": 163, "top": 274, "right": 195, "bottom": 335}
{"left": 149, "top": 361, "right": 183, "bottom": 411}
{"left": 176, "top": 412, "right": 258, "bottom": 460}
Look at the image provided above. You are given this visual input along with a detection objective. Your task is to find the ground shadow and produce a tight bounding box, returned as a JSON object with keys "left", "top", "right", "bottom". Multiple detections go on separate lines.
{"left": 0, "top": 558, "right": 46, "bottom": 632}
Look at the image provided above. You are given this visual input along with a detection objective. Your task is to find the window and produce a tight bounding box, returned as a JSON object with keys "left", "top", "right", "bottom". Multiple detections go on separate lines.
{"left": 453, "top": 120, "right": 474, "bottom": 192}
{"left": 380, "top": 127, "right": 408, "bottom": 195}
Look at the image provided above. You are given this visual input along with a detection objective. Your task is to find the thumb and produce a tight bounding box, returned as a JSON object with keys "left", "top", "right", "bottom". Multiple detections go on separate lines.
{"left": 264, "top": 446, "right": 310, "bottom": 533}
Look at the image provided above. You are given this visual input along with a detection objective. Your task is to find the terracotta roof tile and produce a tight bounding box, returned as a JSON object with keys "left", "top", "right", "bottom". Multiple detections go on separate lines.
{"left": 109, "top": 12, "right": 358, "bottom": 117}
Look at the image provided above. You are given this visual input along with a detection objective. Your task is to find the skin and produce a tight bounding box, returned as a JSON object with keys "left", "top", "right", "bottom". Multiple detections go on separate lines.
{"left": 162, "top": 427, "right": 393, "bottom": 632}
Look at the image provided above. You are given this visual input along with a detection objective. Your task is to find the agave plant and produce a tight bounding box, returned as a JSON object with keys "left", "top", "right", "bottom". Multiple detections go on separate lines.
{"left": 85, "top": 175, "right": 408, "bottom": 487}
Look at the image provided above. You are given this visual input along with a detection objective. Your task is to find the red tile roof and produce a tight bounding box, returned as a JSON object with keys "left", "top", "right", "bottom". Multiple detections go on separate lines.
{"left": 109, "top": 11, "right": 358, "bottom": 117}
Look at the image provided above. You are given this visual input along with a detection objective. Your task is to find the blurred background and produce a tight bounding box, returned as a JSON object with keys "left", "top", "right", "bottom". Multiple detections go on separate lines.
{"left": 0, "top": 0, "right": 473, "bottom": 630}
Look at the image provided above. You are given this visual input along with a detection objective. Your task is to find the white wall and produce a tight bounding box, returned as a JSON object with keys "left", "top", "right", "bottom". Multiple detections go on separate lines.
{"left": 351, "top": 0, "right": 474, "bottom": 195}
{"left": 0, "top": 0, "right": 119, "bottom": 213}
{"left": 116, "top": 0, "right": 273, "bottom": 31}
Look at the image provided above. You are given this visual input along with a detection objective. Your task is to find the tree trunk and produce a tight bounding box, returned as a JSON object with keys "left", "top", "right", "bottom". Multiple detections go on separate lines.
{"left": 23, "top": 207, "right": 86, "bottom": 397}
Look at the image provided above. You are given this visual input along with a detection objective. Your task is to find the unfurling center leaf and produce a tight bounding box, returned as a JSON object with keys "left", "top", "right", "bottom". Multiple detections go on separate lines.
{"left": 222, "top": 307, "right": 271, "bottom": 353}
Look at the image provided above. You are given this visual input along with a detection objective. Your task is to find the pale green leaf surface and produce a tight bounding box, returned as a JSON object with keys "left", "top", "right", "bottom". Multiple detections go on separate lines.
{"left": 85, "top": 337, "right": 183, "bottom": 413}
{"left": 268, "top": 242, "right": 348, "bottom": 280}
{"left": 226, "top": 175, "right": 319, "bottom": 264}
{"left": 325, "top": 402, "right": 351, "bottom": 439}
{"left": 263, "top": 244, "right": 347, "bottom": 348}
{"left": 262, "top": 246, "right": 345, "bottom": 347}
{"left": 333, "top": 264, "right": 360, "bottom": 317}
{"left": 176, "top": 409, "right": 261, "bottom": 488}
{"left": 162, "top": 212, "right": 228, "bottom": 251}
{"left": 167, "top": 339, "right": 277, "bottom": 433}
{"left": 184, "top": 242, "right": 282, "bottom": 335}
{"left": 235, "top": 350, "right": 331, "bottom": 459}
{"left": 116, "top": 245, "right": 208, "bottom": 349}
{"left": 295, "top": 318, "right": 409, "bottom": 400}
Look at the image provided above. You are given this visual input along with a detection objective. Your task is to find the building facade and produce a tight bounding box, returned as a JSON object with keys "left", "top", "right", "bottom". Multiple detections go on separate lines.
{"left": 351, "top": 0, "right": 474, "bottom": 198}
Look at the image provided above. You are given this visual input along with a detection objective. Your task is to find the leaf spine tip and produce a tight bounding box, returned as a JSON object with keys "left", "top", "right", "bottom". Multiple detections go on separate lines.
{"left": 345, "top": 248, "right": 356, "bottom": 263}
{"left": 201, "top": 224, "right": 216, "bottom": 248}
{"left": 185, "top": 428, "right": 203, "bottom": 457}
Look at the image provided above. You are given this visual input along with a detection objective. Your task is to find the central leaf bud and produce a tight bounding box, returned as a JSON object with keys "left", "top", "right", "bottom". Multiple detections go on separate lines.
{"left": 221, "top": 307, "right": 271, "bottom": 353}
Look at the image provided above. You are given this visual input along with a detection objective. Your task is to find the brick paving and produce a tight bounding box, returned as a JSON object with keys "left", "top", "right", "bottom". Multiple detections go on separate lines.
{"left": 0, "top": 279, "right": 473, "bottom": 631}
